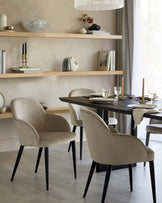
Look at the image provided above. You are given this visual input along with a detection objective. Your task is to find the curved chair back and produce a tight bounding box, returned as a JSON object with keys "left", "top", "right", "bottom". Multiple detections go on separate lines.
{"left": 11, "top": 98, "right": 46, "bottom": 132}
{"left": 80, "top": 108, "right": 113, "bottom": 164}
{"left": 69, "top": 88, "right": 96, "bottom": 126}
{"left": 150, "top": 119, "right": 162, "bottom": 124}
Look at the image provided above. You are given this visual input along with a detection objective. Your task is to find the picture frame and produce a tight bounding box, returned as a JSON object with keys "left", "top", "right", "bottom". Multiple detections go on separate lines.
{"left": 98, "top": 51, "right": 111, "bottom": 71}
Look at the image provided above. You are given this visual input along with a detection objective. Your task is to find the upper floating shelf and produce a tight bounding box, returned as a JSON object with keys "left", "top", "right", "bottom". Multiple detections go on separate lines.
{"left": 0, "top": 71, "right": 123, "bottom": 78}
{"left": 0, "top": 32, "right": 122, "bottom": 40}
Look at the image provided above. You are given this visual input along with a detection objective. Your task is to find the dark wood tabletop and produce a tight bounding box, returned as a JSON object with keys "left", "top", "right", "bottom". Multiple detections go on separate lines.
{"left": 60, "top": 96, "right": 162, "bottom": 120}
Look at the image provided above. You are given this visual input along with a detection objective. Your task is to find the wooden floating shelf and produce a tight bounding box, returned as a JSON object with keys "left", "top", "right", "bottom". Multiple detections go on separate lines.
{"left": 0, "top": 71, "right": 123, "bottom": 78}
{"left": 0, "top": 31, "right": 122, "bottom": 40}
{"left": 0, "top": 106, "right": 70, "bottom": 119}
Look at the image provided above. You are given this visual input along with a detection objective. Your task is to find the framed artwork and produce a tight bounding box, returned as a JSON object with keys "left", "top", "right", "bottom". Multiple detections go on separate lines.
{"left": 98, "top": 51, "right": 111, "bottom": 71}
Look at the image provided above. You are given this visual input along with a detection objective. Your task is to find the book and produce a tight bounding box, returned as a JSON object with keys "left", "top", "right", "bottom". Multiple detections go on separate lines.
{"left": 12, "top": 67, "right": 41, "bottom": 73}
{"left": 87, "top": 30, "right": 110, "bottom": 35}
{"left": 110, "top": 51, "right": 115, "bottom": 71}
{"left": 98, "top": 50, "right": 115, "bottom": 71}
{"left": 2, "top": 49, "right": 6, "bottom": 74}
{"left": 0, "top": 49, "right": 2, "bottom": 74}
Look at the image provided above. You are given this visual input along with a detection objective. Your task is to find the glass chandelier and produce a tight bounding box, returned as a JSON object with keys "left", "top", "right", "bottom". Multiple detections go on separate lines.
{"left": 74, "top": 0, "right": 124, "bottom": 10}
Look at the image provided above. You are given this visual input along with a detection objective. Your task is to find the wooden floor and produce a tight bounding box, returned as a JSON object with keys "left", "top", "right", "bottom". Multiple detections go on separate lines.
{"left": 0, "top": 139, "right": 162, "bottom": 203}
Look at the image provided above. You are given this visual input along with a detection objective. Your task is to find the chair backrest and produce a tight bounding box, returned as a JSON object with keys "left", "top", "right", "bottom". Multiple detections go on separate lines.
{"left": 150, "top": 119, "right": 162, "bottom": 125}
{"left": 68, "top": 88, "right": 96, "bottom": 125}
{"left": 80, "top": 108, "right": 113, "bottom": 164}
{"left": 11, "top": 98, "right": 46, "bottom": 132}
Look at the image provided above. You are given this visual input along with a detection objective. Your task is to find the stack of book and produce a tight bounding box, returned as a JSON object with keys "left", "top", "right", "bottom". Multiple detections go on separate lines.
{"left": 98, "top": 50, "right": 116, "bottom": 71}
{"left": 12, "top": 67, "right": 41, "bottom": 73}
{"left": 0, "top": 49, "right": 6, "bottom": 74}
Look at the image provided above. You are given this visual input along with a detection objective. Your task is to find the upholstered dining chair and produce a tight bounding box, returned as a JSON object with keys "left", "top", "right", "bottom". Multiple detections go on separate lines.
{"left": 80, "top": 108, "right": 156, "bottom": 203}
{"left": 68, "top": 88, "right": 118, "bottom": 160}
{"left": 11, "top": 98, "right": 77, "bottom": 190}
{"left": 144, "top": 119, "right": 162, "bottom": 166}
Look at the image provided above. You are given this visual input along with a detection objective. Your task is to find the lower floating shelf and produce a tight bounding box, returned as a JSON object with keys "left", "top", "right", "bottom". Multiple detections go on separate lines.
{"left": 0, "top": 106, "right": 70, "bottom": 119}
{"left": 0, "top": 71, "right": 123, "bottom": 78}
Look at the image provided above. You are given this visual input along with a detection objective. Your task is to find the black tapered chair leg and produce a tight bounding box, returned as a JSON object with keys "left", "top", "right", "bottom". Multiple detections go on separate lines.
{"left": 83, "top": 161, "right": 96, "bottom": 198}
{"left": 80, "top": 126, "right": 83, "bottom": 160}
{"left": 35, "top": 147, "right": 43, "bottom": 173}
{"left": 101, "top": 165, "right": 112, "bottom": 203}
{"left": 68, "top": 126, "right": 77, "bottom": 152}
{"left": 144, "top": 132, "right": 151, "bottom": 166}
{"left": 11, "top": 145, "right": 24, "bottom": 181}
{"left": 44, "top": 147, "right": 49, "bottom": 190}
{"left": 129, "top": 164, "right": 133, "bottom": 192}
{"left": 71, "top": 140, "right": 77, "bottom": 179}
{"left": 149, "top": 161, "right": 156, "bottom": 203}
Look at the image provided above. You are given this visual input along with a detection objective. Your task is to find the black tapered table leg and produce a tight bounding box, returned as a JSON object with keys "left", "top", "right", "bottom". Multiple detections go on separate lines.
{"left": 101, "top": 165, "right": 112, "bottom": 203}
{"left": 11, "top": 145, "right": 24, "bottom": 181}
{"left": 149, "top": 161, "right": 156, "bottom": 203}
{"left": 80, "top": 126, "right": 83, "bottom": 160}
{"left": 68, "top": 126, "right": 76, "bottom": 152}
{"left": 83, "top": 161, "right": 96, "bottom": 198}
{"left": 35, "top": 147, "right": 43, "bottom": 173}
{"left": 129, "top": 164, "right": 133, "bottom": 192}
{"left": 44, "top": 147, "right": 49, "bottom": 190}
{"left": 71, "top": 140, "right": 77, "bottom": 179}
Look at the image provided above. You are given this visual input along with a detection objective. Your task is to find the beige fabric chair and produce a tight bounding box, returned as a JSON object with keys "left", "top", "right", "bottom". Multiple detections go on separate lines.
{"left": 80, "top": 108, "right": 156, "bottom": 203}
{"left": 68, "top": 88, "right": 117, "bottom": 160}
{"left": 11, "top": 98, "right": 76, "bottom": 190}
{"left": 144, "top": 119, "right": 162, "bottom": 166}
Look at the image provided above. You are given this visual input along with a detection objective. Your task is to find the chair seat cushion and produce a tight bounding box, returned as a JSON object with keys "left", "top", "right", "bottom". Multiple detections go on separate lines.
{"left": 146, "top": 124, "right": 162, "bottom": 134}
{"left": 38, "top": 132, "right": 76, "bottom": 147}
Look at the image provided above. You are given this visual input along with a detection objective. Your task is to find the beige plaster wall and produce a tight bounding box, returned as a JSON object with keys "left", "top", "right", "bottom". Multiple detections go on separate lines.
{"left": 0, "top": 0, "right": 117, "bottom": 142}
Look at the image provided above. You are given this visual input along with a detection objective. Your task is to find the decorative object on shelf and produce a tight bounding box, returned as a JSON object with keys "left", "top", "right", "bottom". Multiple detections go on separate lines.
{"left": 0, "top": 49, "right": 6, "bottom": 74}
{"left": 79, "top": 13, "right": 109, "bottom": 35}
{"left": 0, "top": 13, "right": 7, "bottom": 30}
{"left": 88, "top": 24, "right": 101, "bottom": 31}
{"left": 80, "top": 13, "right": 93, "bottom": 31}
{"left": 74, "top": 0, "right": 124, "bottom": 10}
{"left": 22, "top": 19, "right": 48, "bottom": 32}
{"left": 62, "top": 58, "right": 71, "bottom": 71}
{"left": 4, "top": 26, "right": 15, "bottom": 32}
{"left": 0, "top": 92, "right": 6, "bottom": 113}
{"left": 70, "top": 56, "right": 79, "bottom": 71}
{"left": 98, "top": 50, "right": 115, "bottom": 71}
{"left": 79, "top": 27, "right": 87, "bottom": 34}
{"left": 62, "top": 57, "right": 79, "bottom": 72}
{"left": 12, "top": 42, "right": 41, "bottom": 73}
{"left": 12, "top": 67, "right": 41, "bottom": 73}
{"left": 21, "top": 42, "right": 28, "bottom": 68}
{"left": 87, "top": 30, "right": 110, "bottom": 35}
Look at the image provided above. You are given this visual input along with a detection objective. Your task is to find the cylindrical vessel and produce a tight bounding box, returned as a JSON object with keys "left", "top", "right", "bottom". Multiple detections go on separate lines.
{"left": 0, "top": 13, "right": 7, "bottom": 30}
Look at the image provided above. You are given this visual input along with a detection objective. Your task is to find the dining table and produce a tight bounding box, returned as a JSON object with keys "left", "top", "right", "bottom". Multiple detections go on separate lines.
{"left": 59, "top": 95, "right": 162, "bottom": 171}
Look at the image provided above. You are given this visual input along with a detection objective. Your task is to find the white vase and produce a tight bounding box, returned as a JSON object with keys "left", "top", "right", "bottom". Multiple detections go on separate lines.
{"left": 70, "top": 56, "right": 79, "bottom": 71}
{"left": 0, "top": 13, "right": 7, "bottom": 30}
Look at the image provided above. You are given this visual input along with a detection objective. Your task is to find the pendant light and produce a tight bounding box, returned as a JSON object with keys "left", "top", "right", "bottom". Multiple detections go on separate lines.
{"left": 74, "top": 0, "right": 124, "bottom": 10}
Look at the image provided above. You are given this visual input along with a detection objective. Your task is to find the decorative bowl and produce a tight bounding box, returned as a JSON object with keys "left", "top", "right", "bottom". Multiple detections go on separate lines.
{"left": 22, "top": 19, "right": 48, "bottom": 32}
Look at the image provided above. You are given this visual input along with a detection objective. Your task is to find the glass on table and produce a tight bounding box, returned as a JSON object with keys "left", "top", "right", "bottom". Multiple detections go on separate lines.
{"left": 114, "top": 86, "right": 121, "bottom": 98}
{"left": 102, "top": 88, "right": 111, "bottom": 98}
{"left": 148, "top": 91, "right": 157, "bottom": 101}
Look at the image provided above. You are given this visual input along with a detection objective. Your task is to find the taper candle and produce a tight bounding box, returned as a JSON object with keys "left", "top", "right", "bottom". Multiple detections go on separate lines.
{"left": 121, "top": 77, "right": 124, "bottom": 96}
{"left": 142, "top": 78, "right": 145, "bottom": 101}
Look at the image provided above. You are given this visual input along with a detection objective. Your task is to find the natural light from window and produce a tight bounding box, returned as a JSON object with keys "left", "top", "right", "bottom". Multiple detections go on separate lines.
{"left": 141, "top": 0, "right": 162, "bottom": 98}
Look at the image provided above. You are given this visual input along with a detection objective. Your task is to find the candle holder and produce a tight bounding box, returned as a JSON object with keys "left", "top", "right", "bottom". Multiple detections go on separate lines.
{"left": 139, "top": 99, "right": 148, "bottom": 104}
{"left": 118, "top": 95, "right": 127, "bottom": 100}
